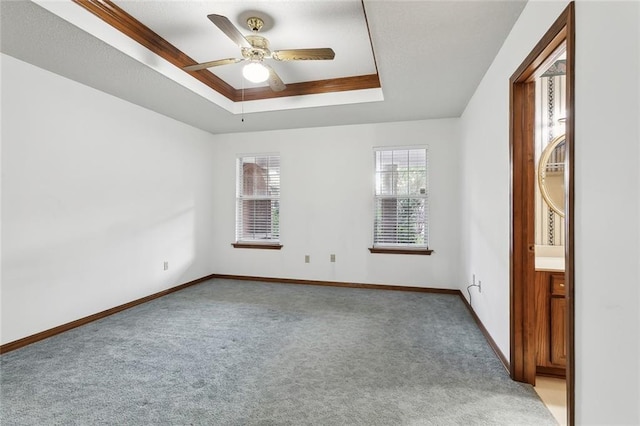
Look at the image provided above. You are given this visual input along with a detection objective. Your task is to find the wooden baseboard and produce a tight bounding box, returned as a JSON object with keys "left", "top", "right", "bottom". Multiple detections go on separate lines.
{"left": 0, "top": 274, "right": 216, "bottom": 354}
{"left": 458, "top": 295, "right": 511, "bottom": 373}
{"left": 210, "top": 274, "right": 460, "bottom": 295}
{"left": 213, "top": 274, "right": 509, "bottom": 372}
{"left": 214, "top": 274, "right": 512, "bottom": 369}
{"left": 2, "top": 272, "right": 507, "bottom": 374}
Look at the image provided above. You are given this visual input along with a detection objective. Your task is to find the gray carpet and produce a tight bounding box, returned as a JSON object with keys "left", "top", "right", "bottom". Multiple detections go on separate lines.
{"left": 1, "top": 279, "right": 557, "bottom": 425}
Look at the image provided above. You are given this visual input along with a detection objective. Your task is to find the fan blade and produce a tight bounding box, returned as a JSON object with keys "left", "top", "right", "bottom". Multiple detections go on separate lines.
{"left": 207, "top": 14, "right": 252, "bottom": 49}
{"left": 183, "top": 58, "right": 243, "bottom": 72}
{"left": 263, "top": 64, "right": 286, "bottom": 92}
{"left": 272, "top": 48, "right": 335, "bottom": 61}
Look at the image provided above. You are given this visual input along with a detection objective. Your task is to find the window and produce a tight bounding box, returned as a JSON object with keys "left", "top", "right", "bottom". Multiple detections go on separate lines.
{"left": 235, "top": 155, "right": 281, "bottom": 248}
{"left": 371, "top": 147, "right": 431, "bottom": 254}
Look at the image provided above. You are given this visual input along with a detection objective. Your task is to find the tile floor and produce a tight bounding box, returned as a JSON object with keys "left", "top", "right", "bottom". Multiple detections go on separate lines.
{"left": 534, "top": 376, "right": 567, "bottom": 425}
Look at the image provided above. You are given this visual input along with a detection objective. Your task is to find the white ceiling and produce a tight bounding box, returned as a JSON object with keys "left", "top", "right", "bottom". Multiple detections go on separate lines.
{"left": 0, "top": 0, "right": 527, "bottom": 135}
{"left": 30, "top": 0, "right": 384, "bottom": 114}
{"left": 119, "top": 1, "right": 378, "bottom": 86}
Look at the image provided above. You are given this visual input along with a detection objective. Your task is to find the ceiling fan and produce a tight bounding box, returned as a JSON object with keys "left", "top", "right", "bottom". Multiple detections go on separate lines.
{"left": 183, "top": 14, "right": 335, "bottom": 92}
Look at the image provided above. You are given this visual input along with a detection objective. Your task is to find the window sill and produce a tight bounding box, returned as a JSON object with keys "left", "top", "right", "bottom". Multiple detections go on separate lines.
{"left": 368, "top": 247, "right": 434, "bottom": 255}
{"left": 232, "top": 242, "right": 283, "bottom": 250}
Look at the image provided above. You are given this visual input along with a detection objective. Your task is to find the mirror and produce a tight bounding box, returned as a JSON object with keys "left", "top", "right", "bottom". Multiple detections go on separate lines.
{"left": 538, "top": 134, "right": 566, "bottom": 217}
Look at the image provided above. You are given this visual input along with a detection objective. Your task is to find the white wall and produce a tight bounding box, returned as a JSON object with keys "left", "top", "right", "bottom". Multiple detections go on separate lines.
{"left": 5, "top": 2, "right": 638, "bottom": 421}
{"left": 460, "top": 0, "right": 570, "bottom": 358}
{"left": 1, "top": 54, "right": 217, "bottom": 344}
{"left": 1, "top": 56, "right": 462, "bottom": 346}
{"left": 460, "top": 0, "right": 640, "bottom": 424}
{"left": 574, "top": 2, "right": 639, "bottom": 423}
{"left": 210, "top": 119, "right": 461, "bottom": 289}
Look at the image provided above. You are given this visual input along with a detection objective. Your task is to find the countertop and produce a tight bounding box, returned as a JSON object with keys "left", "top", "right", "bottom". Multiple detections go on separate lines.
{"left": 535, "top": 256, "right": 565, "bottom": 272}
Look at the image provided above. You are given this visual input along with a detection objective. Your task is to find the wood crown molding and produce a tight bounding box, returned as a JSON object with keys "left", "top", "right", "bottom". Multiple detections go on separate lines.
{"left": 72, "top": 0, "right": 381, "bottom": 102}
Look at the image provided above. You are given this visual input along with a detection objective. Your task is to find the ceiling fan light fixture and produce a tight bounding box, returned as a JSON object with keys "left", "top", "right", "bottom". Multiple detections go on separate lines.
{"left": 242, "top": 61, "right": 269, "bottom": 83}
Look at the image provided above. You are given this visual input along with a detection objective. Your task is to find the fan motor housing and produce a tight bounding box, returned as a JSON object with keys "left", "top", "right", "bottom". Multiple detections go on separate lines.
{"left": 242, "top": 35, "right": 271, "bottom": 60}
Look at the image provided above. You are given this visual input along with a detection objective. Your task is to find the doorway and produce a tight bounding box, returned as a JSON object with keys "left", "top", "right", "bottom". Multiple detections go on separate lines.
{"left": 509, "top": 3, "right": 574, "bottom": 425}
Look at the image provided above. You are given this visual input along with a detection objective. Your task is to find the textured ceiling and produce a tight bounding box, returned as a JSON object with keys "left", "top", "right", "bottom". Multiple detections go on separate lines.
{"left": 31, "top": 0, "right": 383, "bottom": 113}
{"left": 0, "top": 0, "right": 527, "bottom": 135}
{"left": 117, "top": 1, "right": 378, "bottom": 87}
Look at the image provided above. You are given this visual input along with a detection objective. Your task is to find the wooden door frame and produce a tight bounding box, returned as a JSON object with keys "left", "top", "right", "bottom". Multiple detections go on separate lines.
{"left": 509, "top": 2, "right": 575, "bottom": 425}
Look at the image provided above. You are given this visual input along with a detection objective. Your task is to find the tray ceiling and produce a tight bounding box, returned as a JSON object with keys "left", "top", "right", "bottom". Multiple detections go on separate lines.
{"left": 33, "top": 0, "right": 383, "bottom": 114}
{"left": 1, "top": 1, "right": 528, "bottom": 134}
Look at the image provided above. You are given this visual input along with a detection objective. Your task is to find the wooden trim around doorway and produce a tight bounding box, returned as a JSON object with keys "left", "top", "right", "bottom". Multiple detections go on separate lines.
{"left": 509, "top": 2, "right": 575, "bottom": 425}
{"left": 563, "top": 4, "right": 576, "bottom": 422}
{"left": 509, "top": 79, "right": 537, "bottom": 384}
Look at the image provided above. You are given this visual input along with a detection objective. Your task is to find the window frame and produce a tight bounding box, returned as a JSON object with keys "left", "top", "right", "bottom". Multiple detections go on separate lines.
{"left": 369, "top": 146, "right": 433, "bottom": 255}
{"left": 233, "top": 153, "right": 282, "bottom": 250}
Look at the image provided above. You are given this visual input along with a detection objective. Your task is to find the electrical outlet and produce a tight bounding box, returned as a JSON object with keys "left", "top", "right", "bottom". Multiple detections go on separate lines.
{"left": 470, "top": 273, "right": 481, "bottom": 293}
{"left": 163, "top": 261, "right": 168, "bottom": 271}
{"left": 305, "top": 255, "right": 310, "bottom": 263}
{"left": 330, "top": 254, "right": 336, "bottom": 262}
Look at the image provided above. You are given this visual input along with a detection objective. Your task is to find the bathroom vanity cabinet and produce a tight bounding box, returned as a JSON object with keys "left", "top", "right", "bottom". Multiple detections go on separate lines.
{"left": 535, "top": 269, "right": 566, "bottom": 377}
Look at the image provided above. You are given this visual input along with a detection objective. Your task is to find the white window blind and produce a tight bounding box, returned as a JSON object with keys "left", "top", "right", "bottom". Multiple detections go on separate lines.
{"left": 373, "top": 148, "right": 428, "bottom": 247}
{"left": 236, "top": 155, "right": 280, "bottom": 242}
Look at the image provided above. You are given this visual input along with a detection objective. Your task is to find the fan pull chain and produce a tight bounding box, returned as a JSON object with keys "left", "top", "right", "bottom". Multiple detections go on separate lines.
{"left": 241, "top": 77, "right": 245, "bottom": 123}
